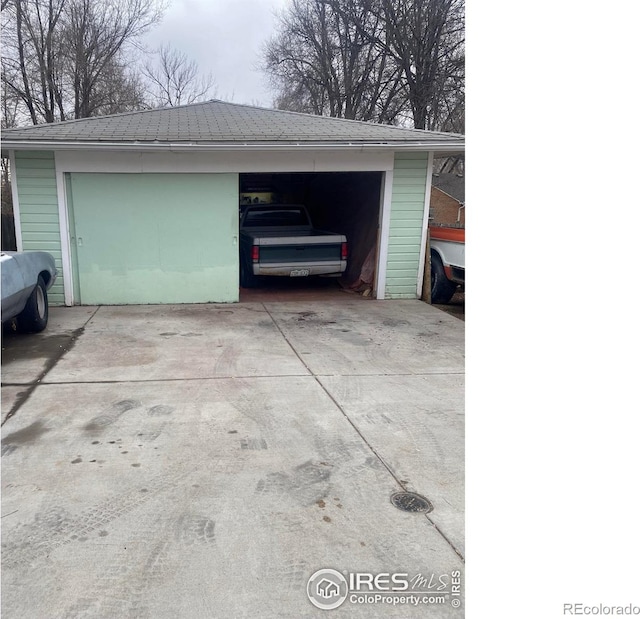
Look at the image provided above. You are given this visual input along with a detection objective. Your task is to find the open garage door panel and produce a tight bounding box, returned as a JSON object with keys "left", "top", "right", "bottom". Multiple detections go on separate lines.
{"left": 68, "top": 173, "right": 239, "bottom": 305}
{"left": 239, "top": 172, "right": 382, "bottom": 293}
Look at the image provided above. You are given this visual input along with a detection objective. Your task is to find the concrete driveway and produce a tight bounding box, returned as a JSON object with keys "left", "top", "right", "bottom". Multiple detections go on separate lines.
{"left": 1, "top": 299, "right": 464, "bottom": 618}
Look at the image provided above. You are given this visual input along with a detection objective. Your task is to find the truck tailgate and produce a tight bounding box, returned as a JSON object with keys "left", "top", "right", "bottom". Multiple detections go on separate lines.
{"left": 259, "top": 243, "right": 342, "bottom": 263}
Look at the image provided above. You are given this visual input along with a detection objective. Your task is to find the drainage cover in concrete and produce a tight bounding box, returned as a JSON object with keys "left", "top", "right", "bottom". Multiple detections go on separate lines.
{"left": 391, "top": 492, "right": 433, "bottom": 513}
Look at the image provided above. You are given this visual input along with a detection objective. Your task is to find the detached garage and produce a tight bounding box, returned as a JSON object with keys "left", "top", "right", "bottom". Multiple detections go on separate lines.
{"left": 2, "top": 100, "right": 464, "bottom": 306}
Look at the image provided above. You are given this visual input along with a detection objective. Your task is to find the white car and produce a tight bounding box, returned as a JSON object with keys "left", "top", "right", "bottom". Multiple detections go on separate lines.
{"left": 1, "top": 251, "right": 58, "bottom": 333}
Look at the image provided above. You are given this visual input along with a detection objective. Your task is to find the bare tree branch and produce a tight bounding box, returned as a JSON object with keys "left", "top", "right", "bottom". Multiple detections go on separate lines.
{"left": 142, "top": 44, "right": 216, "bottom": 107}
{"left": 1, "top": 0, "right": 164, "bottom": 123}
{"left": 262, "top": 0, "right": 464, "bottom": 131}
{"left": 263, "top": 0, "right": 406, "bottom": 123}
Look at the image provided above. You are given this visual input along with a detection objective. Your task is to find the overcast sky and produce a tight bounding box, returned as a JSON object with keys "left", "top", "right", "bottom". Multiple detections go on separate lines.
{"left": 142, "top": 0, "right": 290, "bottom": 107}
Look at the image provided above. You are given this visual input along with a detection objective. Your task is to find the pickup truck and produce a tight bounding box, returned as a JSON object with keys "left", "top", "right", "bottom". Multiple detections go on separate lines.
{"left": 429, "top": 225, "right": 465, "bottom": 303}
{"left": 239, "top": 205, "right": 347, "bottom": 287}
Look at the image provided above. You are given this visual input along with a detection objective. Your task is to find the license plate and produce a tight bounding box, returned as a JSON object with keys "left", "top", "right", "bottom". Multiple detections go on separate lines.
{"left": 290, "top": 269, "right": 309, "bottom": 277}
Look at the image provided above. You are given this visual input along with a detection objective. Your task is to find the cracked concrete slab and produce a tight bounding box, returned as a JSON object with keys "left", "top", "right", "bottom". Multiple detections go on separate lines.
{"left": 2, "top": 300, "right": 464, "bottom": 617}
{"left": 1, "top": 306, "right": 97, "bottom": 385}
{"left": 318, "top": 373, "right": 465, "bottom": 555}
{"left": 44, "top": 304, "right": 310, "bottom": 383}
{"left": 264, "top": 300, "right": 464, "bottom": 375}
{"left": 0, "top": 385, "right": 28, "bottom": 419}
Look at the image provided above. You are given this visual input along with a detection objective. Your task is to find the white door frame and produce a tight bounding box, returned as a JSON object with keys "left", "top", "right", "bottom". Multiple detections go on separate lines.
{"left": 416, "top": 151, "right": 435, "bottom": 298}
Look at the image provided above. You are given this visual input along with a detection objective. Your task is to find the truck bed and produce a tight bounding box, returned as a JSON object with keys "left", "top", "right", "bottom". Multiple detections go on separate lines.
{"left": 239, "top": 205, "right": 347, "bottom": 283}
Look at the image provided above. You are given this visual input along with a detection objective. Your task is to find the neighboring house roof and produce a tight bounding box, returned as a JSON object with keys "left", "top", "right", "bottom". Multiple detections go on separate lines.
{"left": 1, "top": 99, "right": 465, "bottom": 153}
{"left": 432, "top": 173, "right": 465, "bottom": 203}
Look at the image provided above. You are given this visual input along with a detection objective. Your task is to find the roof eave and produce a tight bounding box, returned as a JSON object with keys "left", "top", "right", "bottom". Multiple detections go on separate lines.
{"left": 1, "top": 139, "right": 464, "bottom": 154}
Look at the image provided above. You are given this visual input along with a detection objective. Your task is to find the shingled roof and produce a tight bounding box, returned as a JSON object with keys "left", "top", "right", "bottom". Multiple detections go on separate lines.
{"left": 432, "top": 173, "right": 465, "bottom": 203}
{"left": 1, "top": 99, "right": 464, "bottom": 151}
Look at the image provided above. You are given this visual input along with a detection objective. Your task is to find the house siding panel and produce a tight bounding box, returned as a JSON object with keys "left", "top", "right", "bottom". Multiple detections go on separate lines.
{"left": 14, "top": 151, "right": 64, "bottom": 305}
{"left": 385, "top": 152, "right": 428, "bottom": 299}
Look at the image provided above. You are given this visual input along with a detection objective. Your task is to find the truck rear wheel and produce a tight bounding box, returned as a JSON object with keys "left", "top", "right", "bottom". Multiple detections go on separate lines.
{"left": 430, "top": 251, "right": 457, "bottom": 304}
{"left": 240, "top": 262, "right": 258, "bottom": 288}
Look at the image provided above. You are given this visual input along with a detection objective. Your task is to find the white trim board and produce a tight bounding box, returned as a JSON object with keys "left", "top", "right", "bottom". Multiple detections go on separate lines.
{"left": 416, "top": 151, "right": 435, "bottom": 298}
{"left": 8, "top": 150, "right": 23, "bottom": 251}
{"left": 375, "top": 169, "right": 394, "bottom": 300}
{"left": 54, "top": 149, "right": 395, "bottom": 174}
{"left": 54, "top": 153, "right": 74, "bottom": 305}
{"left": 4, "top": 141, "right": 464, "bottom": 155}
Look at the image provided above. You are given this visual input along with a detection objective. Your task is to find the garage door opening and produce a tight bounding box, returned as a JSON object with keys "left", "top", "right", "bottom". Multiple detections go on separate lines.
{"left": 238, "top": 172, "right": 382, "bottom": 300}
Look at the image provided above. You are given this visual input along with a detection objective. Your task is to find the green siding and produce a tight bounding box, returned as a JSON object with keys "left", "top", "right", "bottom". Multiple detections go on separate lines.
{"left": 385, "top": 152, "right": 428, "bottom": 299}
{"left": 68, "top": 173, "right": 239, "bottom": 304}
{"left": 14, "top": 151, "right": 65, "bottom": 305}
